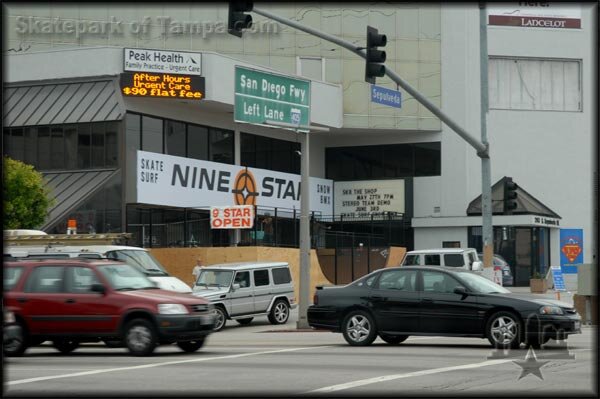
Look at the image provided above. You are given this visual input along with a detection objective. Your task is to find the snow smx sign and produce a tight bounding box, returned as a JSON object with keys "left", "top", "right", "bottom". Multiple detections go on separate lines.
{"left": 136, "top": 151, "right": 333, "bottom": 215}
{"left": 210, "top": 206, "right": 254, "bottom": 229}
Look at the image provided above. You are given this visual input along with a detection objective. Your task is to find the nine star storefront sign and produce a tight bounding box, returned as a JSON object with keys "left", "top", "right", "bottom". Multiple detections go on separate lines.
{"left": 210, "top": 206, "right": 254, "bottom": 229}
{"left": 234, "top": 66, "right": 310, "bottom": 128}
{"left": 136, "top": 151, "right": 332, "bottom": 215}
{"left": 488, "top": 3, "right": 581, "bottom": 29}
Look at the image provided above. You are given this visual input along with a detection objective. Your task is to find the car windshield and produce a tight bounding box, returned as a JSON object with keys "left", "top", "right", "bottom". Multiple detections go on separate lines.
{"left": 456, "top": 271, "right": 511, "bottom": 294}
{"left": 196, "top": 270, "right": 233, "bottom": 289}
{"left": 106, "top": 250, "right": 169, "bottom": 276}
{"left": 97, "top": 264, "right": 159, "bottom": 291}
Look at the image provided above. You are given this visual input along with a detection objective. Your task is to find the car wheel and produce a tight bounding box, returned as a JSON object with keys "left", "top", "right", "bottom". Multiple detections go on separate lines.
{"left": 268, "top": 300, "right": 290, "bottom": 325}
{"left": 379, "top": 334, "right": 408, "bottom": 345}
{"left": 124, "top": 319, "right": 157, "bottom": 356}
{"left": 486, "top": 311, "right": 522, "bottom": 349}
{"left": 53, "top": 339, "right": 80, "bottom": 354}
{"left": 176, "top": 339, "right": 206, "bottom": 353}
{"left": 213, "top": 306, "right": 227, "bottom": 331}
{"left": 3, "top": 322, "right": 27, "bottom": 357}
{"left": 103, "top": 339, "right": 123, "bottom": 348}
{"left": 342, "top": 310, "right": 377, "bottom": 346}
{"left": 236, "top": 317, "right": 254, "bottom": 325}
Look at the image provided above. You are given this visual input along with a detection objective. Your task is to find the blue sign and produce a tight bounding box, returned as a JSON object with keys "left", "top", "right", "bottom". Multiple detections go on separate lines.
{"left": 371, "top": 85, "right": 401, "bottom": 108}
{"left": 560, "top": 228, "right": 583, "bottom": 274}
{"left": 550, "top": 266, "right": 566, "bottom": 292}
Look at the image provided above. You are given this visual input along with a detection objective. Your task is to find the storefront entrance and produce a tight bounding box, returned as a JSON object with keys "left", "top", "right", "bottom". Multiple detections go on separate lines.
{"left": 469, "top": 226, "right": 551, "bottom": 286}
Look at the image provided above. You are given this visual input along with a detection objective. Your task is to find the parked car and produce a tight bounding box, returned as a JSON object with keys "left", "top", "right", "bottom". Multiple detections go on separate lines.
{"left": 477, "top": 253, "right": 514, "bottom": 286}
{"left": 192, "top": 262, "right": 296, "bottom": 331}
{"left": 3, "top": 259, "right": 216, "bottom": 356}
{"left": 401, "top": 248, "right": 483, "bottom": 271}
{"left": 308, "top": 266, "right": 581, "bottom": 348}
{"left": 3, "top": 306, "right": 23, "bottom": 356}
{"left": 5, "top": 244, "right": 192, "bottom": 293}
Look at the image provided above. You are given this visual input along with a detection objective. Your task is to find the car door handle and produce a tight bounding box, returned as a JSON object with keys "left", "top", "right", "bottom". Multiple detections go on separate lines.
{"left": 17, "top": 297, "right": 28, "bottom": 303}
{"left": 65, "top": 299, "right": 76, "bottom": 303}
{"left": 422, "top": 297, "right": 434, "bottom": 303}
{"left": 370, "top": 296, "right": 388, "bottom": 301}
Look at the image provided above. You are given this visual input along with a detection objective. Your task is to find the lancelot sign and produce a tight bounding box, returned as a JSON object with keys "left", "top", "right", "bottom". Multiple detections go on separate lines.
{"left": 488, "top": 3, "right": 581, "bottom": 29}
{"left": 124, "top": 48, "right": 202, "bottom": 75}
{"left": 136, "top": 151, "right": 332, "bottom": 215}
{"left": 334, "top": 180, "right": 405, "bottom": 218}
{"left": 120, "top": 72, "right": 205, "bottom": 99}
{"left": 210, "top": 206, "right": 254, "bottom": 229}
{"left": 234, "top": 66, "right": 310, "bottom": 127}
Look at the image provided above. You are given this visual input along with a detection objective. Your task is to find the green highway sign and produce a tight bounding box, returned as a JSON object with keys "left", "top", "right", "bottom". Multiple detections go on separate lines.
{"left": 234, "top": 66, "right": 311, "bottom": 128}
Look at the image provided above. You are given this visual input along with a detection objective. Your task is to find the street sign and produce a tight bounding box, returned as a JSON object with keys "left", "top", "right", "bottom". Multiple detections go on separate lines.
{"left": 234, "top": 66, "right": 310, "bottom": 128}
{"left": 551, "top": 266, "right": 566, "bottom": 292}
{"left": 371, "top": 84, "right": 401, "bottom": 108}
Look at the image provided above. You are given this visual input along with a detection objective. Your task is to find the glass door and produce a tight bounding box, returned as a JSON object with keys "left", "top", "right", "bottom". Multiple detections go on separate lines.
{"left": 514, "top": 228, "right": 532, "bottom": 286}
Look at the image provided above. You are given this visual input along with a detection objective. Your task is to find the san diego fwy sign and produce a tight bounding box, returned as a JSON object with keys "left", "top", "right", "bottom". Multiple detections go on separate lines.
{"left": 120, "top": 72, "right": 205, "bottom": 99}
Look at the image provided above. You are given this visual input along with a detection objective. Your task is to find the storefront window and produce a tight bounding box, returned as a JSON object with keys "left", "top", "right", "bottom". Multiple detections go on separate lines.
{"left": 105, "top": 122, "right": 119, "bottom": 167}
{"left": 188, "top": 124, "right": 209, "bottom": 160}
{"left": 37, "top": 127, "right": 51, "bottom": 170}
{"left": 326, "top": 142, "right": 441, "bottom": 181}
{"left": 240, "top": 132, "right": 300, "bottom": 174}
{"left": 91, "top": 123, "right": 105, "bottom": 168}
{"left": 165, "top": 120, "right": 186, "bottom": 157}
{"left": 210, "top": 128, "right": 234, "bottom": 164}
{"left": 141, "top": 116, "right": 163, "bottom": 154}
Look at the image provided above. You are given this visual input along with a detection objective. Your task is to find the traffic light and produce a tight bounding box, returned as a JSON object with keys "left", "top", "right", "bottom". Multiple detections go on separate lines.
{"left": 228, "top": 1, "right": 253, "bottom": 38}
{"left": 365, "top": 26, "right": 387, "bottom": 84}
{"left": 503, "top": 176, "right": 518, "bottom": 214}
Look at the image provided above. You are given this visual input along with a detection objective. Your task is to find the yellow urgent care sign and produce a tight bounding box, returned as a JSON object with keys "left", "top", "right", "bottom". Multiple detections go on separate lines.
{"left": 120, "top": 72, "right": 205, "bottom": 99}
{"left": 210, "top": 205, "right": 255, "bottom": 229}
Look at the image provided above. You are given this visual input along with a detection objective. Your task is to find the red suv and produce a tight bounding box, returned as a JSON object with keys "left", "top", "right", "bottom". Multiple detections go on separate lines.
{"left": 3, "top": 259, "right": 216, "bottom": 356}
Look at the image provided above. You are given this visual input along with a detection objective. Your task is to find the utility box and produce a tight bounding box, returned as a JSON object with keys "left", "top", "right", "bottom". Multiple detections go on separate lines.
{"left": 577, "top": 263, "right": 596, "bottom": 296}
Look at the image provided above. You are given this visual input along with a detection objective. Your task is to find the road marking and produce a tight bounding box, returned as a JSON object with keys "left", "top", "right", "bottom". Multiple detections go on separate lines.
{"left": 307, "top": 358, "right": 516, "bottom": 393}
{"left": 6, "top": 345, "right": 332, "bottom": 386}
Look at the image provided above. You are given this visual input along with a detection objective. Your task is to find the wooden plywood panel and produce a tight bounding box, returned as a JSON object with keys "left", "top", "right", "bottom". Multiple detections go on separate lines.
{"left": 385, "top": 246, "right": 407, "bottom": 267}
{"left": 150, "top": 246, "right": 332, "bottom": 299}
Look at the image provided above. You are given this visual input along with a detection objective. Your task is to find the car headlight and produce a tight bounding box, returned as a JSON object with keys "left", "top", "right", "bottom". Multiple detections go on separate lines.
{"left": 539, "top": 305, "right": 564, "bottom": 315}
{"left": 4, "top": 310, "right": 16, "bottom": 323}
{"left": 157, "top": 304, "right": 189, "bottom": 315}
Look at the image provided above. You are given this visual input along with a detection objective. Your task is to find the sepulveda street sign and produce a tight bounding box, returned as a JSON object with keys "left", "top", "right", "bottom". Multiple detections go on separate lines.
{"left": 234, "top": 66, "right": 310, "bottom": 128}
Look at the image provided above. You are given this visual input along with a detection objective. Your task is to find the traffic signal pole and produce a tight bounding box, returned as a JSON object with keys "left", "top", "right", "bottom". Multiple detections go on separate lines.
{"left": 250, "top": 5, "right": 495, "bottom": 325}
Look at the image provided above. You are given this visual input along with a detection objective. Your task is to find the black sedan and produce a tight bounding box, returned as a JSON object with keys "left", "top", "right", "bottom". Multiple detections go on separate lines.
{"left": 308, "top": 266, "right": 581, "bottom": 348}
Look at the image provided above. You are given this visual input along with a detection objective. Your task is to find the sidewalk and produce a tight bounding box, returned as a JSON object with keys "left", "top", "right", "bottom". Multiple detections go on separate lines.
{"left": 508, "top": 286, "right": 575, "bottom": 306}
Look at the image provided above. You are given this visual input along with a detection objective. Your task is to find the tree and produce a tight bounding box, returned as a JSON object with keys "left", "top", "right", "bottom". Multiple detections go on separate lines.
{"left": 3, "top": 156, "right": 55, "bottom": 230}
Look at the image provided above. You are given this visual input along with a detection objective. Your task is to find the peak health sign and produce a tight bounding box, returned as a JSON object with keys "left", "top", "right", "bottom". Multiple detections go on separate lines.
{"left": 234, "top": 66, "right": 310, "bottom": 128}
{"left": 371, "top": 85, "right": 401, "bottom": 108}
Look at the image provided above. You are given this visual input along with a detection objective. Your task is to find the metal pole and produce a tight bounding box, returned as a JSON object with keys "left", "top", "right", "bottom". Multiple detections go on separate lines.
{"left": 298, "top": 131, "right": 311, "bottom": 329}
{"left": 253, "top": 7, "right": 488, "bottom": 157}
{"left": 479, "top": 3, "right": 494, "bottom": 274}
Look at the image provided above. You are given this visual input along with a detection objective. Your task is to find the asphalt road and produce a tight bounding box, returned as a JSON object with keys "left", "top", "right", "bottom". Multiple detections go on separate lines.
{"left": 3, "top": 310, "right": 597, "bottom": 397}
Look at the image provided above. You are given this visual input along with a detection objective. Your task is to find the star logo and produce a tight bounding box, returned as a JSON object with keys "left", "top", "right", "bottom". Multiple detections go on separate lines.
{"left": 512, "top": 347, "right": 549, "bottom": 380}
{"left": 232, "top": 167, "right": 259, "bottom": 206}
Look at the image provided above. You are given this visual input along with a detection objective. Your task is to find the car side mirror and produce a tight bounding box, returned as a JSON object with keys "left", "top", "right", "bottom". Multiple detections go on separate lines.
{"left": 231, "top": 283, "right": 240, "bottom": 291}
{"left": 453, "top": 286, "right": 468, "bottom": 296}
{"left": 471, "top": 261, "right": 483, "bottom": 271}
{"left": 91, "top": 283, "right": 106, "bottom": 294}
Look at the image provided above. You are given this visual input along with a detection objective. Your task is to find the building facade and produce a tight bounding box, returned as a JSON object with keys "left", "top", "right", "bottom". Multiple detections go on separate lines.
{"left": 3, "top": 3, "right": 596, "bottom": 285}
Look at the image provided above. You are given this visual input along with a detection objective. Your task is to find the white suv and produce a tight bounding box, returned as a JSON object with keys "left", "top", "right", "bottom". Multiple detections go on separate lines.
{"left": 192, "top": 262, "right": 296, "bottom": 331}
{"left": 401, "top": 248, "right": 483, "bottom": 271}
